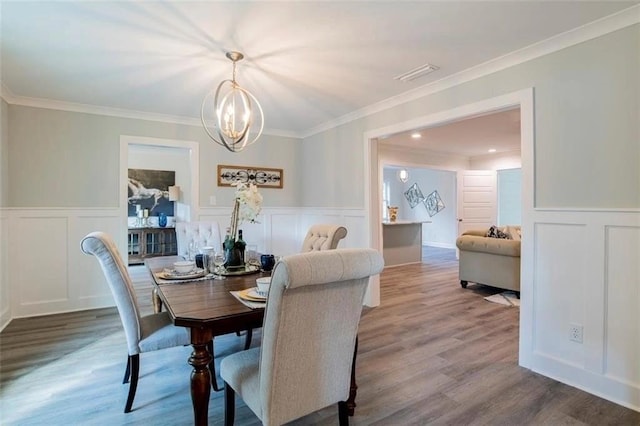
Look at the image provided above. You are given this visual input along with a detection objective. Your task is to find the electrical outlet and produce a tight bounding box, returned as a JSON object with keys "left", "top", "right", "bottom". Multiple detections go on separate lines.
{"left": 569, "top": 324, "right": 583, "bottom": 343}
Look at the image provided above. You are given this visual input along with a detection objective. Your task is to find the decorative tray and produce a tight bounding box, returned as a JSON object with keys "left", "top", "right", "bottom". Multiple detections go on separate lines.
{"left": 218, "top": 264, "right": 261, "bottom": 276}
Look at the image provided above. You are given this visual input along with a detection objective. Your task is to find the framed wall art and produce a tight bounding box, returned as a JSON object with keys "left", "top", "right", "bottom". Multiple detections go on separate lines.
{"left": 404, "top": 182, "right": 425, "bottom": 208}
{"left": 217, "top": 165, "right": 283, "bottom": 188}
{"left": 425, "top": 190, "right": 445, "bottom": 217}
{"left": 127, "top": 168, "right": 175, "bottom": 217}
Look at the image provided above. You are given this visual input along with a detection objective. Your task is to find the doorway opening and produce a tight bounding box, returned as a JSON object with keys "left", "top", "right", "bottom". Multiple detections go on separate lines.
{"left": 364, "top": 88, "right": 534, "bottom": 368}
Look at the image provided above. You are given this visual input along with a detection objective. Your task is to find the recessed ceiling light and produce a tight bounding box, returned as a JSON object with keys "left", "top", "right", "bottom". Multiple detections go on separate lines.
{"left": 488, "top": 148, "right": 497, "bottom": 153}
{"left": 411, "top": 133, "right": 421, "bottom": 139}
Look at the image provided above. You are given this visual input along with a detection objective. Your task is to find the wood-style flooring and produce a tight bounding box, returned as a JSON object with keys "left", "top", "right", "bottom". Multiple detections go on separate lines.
{"left": 1, "top": 247, "right": 638, "bottom": 425}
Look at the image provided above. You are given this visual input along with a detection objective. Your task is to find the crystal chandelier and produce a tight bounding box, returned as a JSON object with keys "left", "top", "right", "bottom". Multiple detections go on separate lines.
{"left": 201, "top": 51, "right": 264, "bottom": 152}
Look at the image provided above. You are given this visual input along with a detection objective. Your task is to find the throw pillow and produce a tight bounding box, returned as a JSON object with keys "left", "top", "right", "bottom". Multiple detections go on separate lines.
{"left": 505, "top": 225, "right": 521, "bottom": 241}
{"left": 486, "top": 225, "right": 510, "bottom": 239}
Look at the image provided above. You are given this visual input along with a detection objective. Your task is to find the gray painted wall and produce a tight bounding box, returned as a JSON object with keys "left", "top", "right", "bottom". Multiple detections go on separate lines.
{"left": 7, "top": 106, "right": 302, "bottom": 208}
{"left": 302, "top": 25, "right": 640, "bottom": 209}
{"left": 1, "top": 98, "right": 8, "bottom": 207}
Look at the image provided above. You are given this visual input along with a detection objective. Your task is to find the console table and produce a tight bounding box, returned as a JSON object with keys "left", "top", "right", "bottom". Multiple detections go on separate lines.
{"left": 127, "top": 227, "right": 177, "bottom": 265}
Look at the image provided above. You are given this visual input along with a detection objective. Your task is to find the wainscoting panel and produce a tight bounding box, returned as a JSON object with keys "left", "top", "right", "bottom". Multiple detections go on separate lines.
{"left": 0, "top": 211, "right": 10, "bottom": 331}
{"left": 533, "top": 222, "right": 588, "bottom": 367}
{"left": 529, "top": 209, "right": 640, "bottom": 411}
{"left": 13, "top": 215, "right": 70, "bottom": 315}
{"left": 604, "top": 225, "right": 640, "bottom": 386}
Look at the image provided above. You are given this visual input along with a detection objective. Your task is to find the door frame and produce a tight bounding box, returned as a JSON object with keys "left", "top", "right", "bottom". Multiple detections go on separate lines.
{"left": 363, "top": 88, "right": 534, "bottom": 368}
{"left": 119, "top": 135, "right": 200, "bottom": 254}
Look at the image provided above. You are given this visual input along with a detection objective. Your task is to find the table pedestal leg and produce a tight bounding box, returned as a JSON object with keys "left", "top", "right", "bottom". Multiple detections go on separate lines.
{"left": 189, "top": 327, "right": 213, "bottom": 426}
{"left": 346, "top": 336, "right": 358, "bottom": 416}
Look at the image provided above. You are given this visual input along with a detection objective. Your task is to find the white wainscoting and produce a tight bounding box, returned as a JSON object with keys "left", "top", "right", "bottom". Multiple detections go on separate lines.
{"left": 0, "top": 209, "right": 10, "bottom": 331}
{"left": 528, "top": 208, "right": 640, "bottom": 411}
{"left": 4, "top": 207, "right": 366, "bottom": 321}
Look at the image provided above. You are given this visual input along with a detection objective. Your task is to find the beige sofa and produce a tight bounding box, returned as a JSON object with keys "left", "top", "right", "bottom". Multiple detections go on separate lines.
{"left": 455, "top": 227, "right": 521, "bottom": 297}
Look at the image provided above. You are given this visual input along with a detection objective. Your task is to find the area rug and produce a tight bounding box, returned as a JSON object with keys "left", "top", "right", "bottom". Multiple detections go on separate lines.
{"left": 484, "top": 291, "right": 520, "bottom": 307}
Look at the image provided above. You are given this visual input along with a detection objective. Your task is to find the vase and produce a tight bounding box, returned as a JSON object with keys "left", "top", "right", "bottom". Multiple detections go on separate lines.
{"left": 224, "top": 245, "right": 245, "bottom": 270}
{"left": 158, "top": 212, "right": 167, "bottom": 227}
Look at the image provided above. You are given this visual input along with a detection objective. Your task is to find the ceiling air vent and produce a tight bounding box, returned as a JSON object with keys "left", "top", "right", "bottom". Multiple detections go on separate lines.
{"left": 394, "top": 63, "right": 439, "bottom": 83}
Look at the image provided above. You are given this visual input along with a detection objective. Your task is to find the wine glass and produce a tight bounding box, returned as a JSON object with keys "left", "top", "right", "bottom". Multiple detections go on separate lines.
{"left": 211, "top": 251, "right": 226, "bottom": 280}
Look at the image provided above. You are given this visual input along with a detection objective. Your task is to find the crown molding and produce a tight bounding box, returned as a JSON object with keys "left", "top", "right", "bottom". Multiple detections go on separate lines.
{"left": 302, "top": 4, "right": 640, "bottom": 138}
{"left": 0, "top": 82, "right": 300, "bottom": 139}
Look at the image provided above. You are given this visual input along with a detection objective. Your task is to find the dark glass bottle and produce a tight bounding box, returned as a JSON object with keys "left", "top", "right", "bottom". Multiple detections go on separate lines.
{"left": 236, "top": 229, "right": 247, "bottom": 264}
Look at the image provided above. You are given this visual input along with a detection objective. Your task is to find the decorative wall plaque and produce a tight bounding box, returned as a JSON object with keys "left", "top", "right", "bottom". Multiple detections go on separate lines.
{"left": 217, "top": 165, "right": 283, "bottom": 188}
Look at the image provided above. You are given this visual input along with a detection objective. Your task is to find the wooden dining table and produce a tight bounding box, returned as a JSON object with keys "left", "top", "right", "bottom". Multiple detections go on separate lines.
{"left": 145, "top": 256, "right": 360, "bottom": 426}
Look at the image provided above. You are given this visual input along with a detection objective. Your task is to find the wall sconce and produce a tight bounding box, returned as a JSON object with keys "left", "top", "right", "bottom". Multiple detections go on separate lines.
{"left": 168, "top": 185, "right": 180, "bottom": 201}
{"left": 397, "top": 169, "right": 409, "bottom": 183}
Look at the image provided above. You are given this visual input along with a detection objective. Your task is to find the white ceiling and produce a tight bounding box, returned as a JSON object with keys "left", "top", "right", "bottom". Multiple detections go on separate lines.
{"left": 379, "top": 107, "right": 522, "bottom": 157}
{"left": 1, "top": 1, "right": 637, "bottom": 137}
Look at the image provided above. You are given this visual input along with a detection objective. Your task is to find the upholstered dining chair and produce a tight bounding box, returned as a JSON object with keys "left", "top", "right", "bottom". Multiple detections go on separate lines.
{"left": 175, "top": 221, "right": 223, "bottom": 258}
{"left": 221, "top": 248, "right": 384, "bottom": 426}
{"left": 80, "top": 231, "right": 190, "bottom": 413}
{"left": 300, "top": 223, "right": 348, "bottom": 252}
{"left": 242, "top": 224, "right": 348, "bottom": 351}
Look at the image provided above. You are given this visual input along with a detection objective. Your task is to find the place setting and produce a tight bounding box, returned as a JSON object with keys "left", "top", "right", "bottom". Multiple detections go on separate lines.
{"left": 230, "top": 276, "right": 271, "bottom": 309}
{"left": 154, "top": 260, "right": 208, "bottom": 284}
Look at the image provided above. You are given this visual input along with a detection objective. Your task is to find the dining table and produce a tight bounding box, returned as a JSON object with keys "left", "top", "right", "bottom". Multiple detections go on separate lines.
{"left": 145, "top": 256, "right": 360, "bottom": 426}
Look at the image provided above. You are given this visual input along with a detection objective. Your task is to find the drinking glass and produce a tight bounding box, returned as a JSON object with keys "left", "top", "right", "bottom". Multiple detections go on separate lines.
{"left": 212, "top": 251, "right": 226, "bottom": 280}
{"left": 247, "top": 244, "right": 259, "bottom": 266}
{"left": 188, "top": 241, "right": 200, "bottom": 261}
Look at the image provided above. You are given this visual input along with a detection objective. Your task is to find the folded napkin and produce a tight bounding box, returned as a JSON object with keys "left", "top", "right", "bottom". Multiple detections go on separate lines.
{"left": 230, "top": 290, "right": 266, "bottom": 309}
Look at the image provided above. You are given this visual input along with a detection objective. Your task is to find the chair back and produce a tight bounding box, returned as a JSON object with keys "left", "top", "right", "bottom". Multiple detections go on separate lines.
{"left": 81, "top": 231, "right": 143, "bottom": 355}
{"left": 259, "top": 248, "right": 384, "bottom": 425}
{"left": 300, "top": 224, "right": 347, "bottom": 252}
{"left": 175, "top": 221, "right": 222, "bottom": 257}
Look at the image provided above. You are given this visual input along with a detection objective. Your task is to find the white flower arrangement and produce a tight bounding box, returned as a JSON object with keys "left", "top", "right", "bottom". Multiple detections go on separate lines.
{"left": 228, "top": 182, "right": 263, "bottom": 242}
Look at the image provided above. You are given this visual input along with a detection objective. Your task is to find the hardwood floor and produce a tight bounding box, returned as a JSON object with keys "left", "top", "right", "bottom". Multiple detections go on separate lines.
{"left": 1, "top": 247, "right": 638, "bottom": 425}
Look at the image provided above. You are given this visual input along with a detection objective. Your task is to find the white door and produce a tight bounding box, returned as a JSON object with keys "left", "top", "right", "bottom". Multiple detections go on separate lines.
{"left": 456, "top": 170, "right": 497, "bottom": 236}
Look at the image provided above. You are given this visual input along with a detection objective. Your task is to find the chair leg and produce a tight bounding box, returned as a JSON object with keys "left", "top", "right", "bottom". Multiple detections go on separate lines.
{"left": 244, "top": 328, "right": 253, "bottom": 350}
{"left": 207, "top": 340, "right": 222, "bottom": 392}
{"left": 122, "top": 356, "right": 131, "bottom": 384}
{"left": 338, "top": 401, "right": 349, "bottom": 426}
{"left": 124, "top": 354, "right": 139, "bottom": 413}
{"left": 460, "top": 280, "right": 468, "bottom": 288}
{"left": 224, "top": 382, "right": 236, "bottom": 426}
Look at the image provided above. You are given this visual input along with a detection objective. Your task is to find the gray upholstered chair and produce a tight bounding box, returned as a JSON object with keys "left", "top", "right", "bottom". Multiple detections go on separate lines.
{"left": 221, "top": 248, "right": 384, "bottom": 426}
{"left": 175, "top": 221, "right": 223, "bottom": 258}
{"left": 300, "top": 224, "right": 348, "bottom": 252}
{"left": 243, "top": 224, "right": 348, "bottom": 351}
{"left": 80, "top": 231, "right": 190, "bottom": 413}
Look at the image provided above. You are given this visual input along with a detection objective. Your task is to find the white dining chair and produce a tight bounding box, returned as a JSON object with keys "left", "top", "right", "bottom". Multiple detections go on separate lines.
{"left": 220, "top": 248, "right": 384, "bottom": 425}
{"left": 175, "top": 221, "right": 223, "bottom": 258}
{"left": 80, "top": 231, "right": 190, "bottom": 413}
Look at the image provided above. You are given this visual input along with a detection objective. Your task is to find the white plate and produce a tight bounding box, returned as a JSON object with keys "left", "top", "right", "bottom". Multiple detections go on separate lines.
{"left": 158, "top": 268, "right": 206, "bottom": 280}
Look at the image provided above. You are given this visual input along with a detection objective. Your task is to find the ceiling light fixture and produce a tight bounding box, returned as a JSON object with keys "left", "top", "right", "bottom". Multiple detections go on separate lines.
{"left": 201, "top": 51, "right": 264, "bottom": 153}
{"left": 398, "top": 169, "right": 409, "bottom": 183}
{"left": 411, "top": 132, "right": 422, "bottom": 139}
{"left": 394, "top": 63, "right": 439, "bottom": 83}
{"left": 488, "top": 148, "right": 497, "bottom": 153}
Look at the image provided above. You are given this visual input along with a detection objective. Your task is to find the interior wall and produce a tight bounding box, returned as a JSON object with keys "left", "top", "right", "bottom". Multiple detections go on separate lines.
{"left": 383, "top": 167, "right": 457, "bottom": 248}
{"left": 6, "top": 106, "right": 303, "bottom": 208}
{"left": 0, "top": 98, "right": 9, "bottom": 330}
{"left": 128, "top": 144, "right": 191, "bottom": 225}
{"left": 301, "top": 24, "right": 640, "bottom": 410}
{"left": 498, "top": 168, "right": 522, "bottom": 226}
{"left": 470, "top": 150, "right": 521, "bottom": 170}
